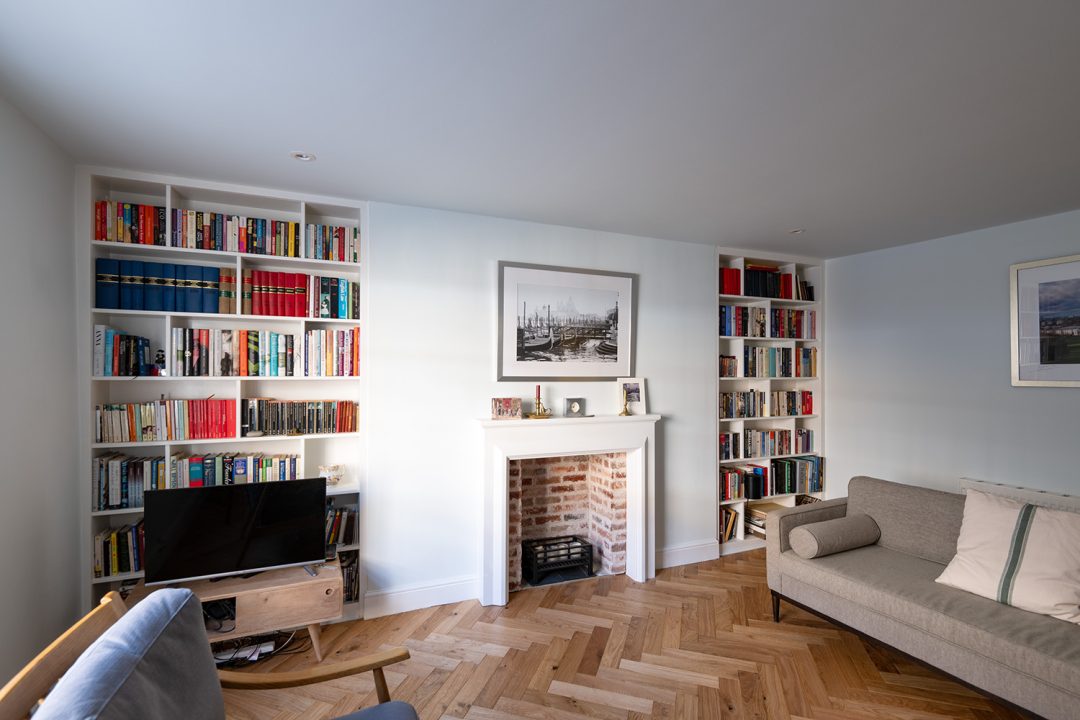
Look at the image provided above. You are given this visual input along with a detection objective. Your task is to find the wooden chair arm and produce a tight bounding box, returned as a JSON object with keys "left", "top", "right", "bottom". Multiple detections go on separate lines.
{"left": 218, "top": 646, "right": 409, "bottom": 700}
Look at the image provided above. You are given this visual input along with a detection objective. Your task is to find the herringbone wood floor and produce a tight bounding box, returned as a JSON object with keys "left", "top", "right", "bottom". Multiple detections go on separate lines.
{"left": 223, "top": 550, "right": 1026, "bottom": 720}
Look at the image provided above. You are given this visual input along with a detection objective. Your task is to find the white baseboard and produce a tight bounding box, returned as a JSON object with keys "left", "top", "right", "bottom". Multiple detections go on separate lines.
{"left": 656, "top": 539, "right": 720, "bottom": 569}
{"left": 363, "top": 575, "right": 479, "bottom": 619}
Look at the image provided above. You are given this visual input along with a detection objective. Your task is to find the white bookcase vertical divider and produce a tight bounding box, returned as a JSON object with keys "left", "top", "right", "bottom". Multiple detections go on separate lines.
{"left": 75, "top": 168, "right": 369, "bottom": 622}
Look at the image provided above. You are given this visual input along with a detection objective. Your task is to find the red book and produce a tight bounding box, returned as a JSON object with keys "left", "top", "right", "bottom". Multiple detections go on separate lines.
{"left": 337, "top": 227, "right": 345, "bottom": 262}
{"left": 781, "top": 273, "right": 793, "bottom": 300}
{"left": 252, "top": 271, "right": 263, "bottom": 315}
{"left": 292, "top": 273, "right": 304, "bottom": 316}
{"left": 270, "top": 272, "right": 280, "bottom": 316}
{"left": 227, "top": 399, "right": 236, "bottom": 438}
{"left": 94, "top": 201, "right": 103, "bottom": 240}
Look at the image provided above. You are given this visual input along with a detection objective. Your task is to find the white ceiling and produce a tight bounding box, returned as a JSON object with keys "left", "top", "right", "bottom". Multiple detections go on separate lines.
{"left": 2, "top": 1, "right": 1079, "bottom": 258}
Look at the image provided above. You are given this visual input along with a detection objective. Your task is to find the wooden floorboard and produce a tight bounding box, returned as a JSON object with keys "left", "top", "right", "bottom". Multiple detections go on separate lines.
{"left": 222, "top": 550, "right": 1027, "bottom": 719}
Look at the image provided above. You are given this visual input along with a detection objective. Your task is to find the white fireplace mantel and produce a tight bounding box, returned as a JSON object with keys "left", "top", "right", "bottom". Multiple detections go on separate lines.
{"left": 479, "top": 415, "right": 660, "bottom": 606}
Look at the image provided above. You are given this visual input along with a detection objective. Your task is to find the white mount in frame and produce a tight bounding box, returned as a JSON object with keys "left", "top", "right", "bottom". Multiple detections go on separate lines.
{"left": 1010, "top": 252, "right": 1080, "bottom": 387}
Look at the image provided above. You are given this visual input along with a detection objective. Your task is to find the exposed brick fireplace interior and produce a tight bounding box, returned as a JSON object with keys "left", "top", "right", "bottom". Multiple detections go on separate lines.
{"left": 507, "top": 452, "right": 627, "bottom": 591}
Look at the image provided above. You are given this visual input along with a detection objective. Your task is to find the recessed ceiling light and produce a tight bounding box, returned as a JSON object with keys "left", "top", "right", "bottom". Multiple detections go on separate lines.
{"left": 290, "top": 151, "right": 316, "bottom": 162}
{"left": 788, "top": 228, "right": 806, "bottom": 235}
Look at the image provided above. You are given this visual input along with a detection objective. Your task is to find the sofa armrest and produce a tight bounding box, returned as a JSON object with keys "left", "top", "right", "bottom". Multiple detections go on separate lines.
{"left": 766, "top": 498, "right": 848, "bottom": 591}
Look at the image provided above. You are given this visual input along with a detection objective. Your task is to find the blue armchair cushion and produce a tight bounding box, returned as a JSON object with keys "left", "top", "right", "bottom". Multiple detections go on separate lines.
{"left": 35, "top": 588, "right": 225, "bottom": 720}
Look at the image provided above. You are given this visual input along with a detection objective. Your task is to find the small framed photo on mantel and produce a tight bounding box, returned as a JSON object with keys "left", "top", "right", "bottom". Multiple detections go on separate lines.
{"left": 491, "top": 398, "right": 523, "bottom": 420}
{"left": 616, "top": 377, "right": 647, "bottom": 415}
{"left": 1010, "top": 253, "right": 1080, "bottom": 387}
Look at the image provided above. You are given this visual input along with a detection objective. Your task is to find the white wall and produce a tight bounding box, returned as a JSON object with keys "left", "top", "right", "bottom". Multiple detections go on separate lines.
{"left": 0, "top": 95, "right": 77, "bottom": 678}
{"left": 825, "top": 210, "right": 1080, "bottom": 497}
{"left": 362, "top": 203, "right": 717, "bottom": 610}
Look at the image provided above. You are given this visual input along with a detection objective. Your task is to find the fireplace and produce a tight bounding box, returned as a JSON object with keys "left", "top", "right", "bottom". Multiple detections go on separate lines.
{"left": 508, "top": 453, "right": 627, "bottom": 591}
{"left": 479, "top": 415, "right": 659, "bottom": 606}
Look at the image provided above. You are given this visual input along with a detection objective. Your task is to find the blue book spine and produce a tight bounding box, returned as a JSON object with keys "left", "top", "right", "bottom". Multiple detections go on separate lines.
{"left": 202, "top": 266, "right": 220, "bottom": 313}
{"left": 269, "top": 333, "right": 278, "bottom": 376}
{"left": 103, "top": 329, "right": 115, "bottom": 376}
{"left": 184, "top": 265, "right": 202, "bottom": 311}
{"left": 338, "top": 279, "right": 348, "bottom": 319}
{"left": 138, "top": 336, "right": 150, "bottom": 376}
{"left": 289, "top": 455, "right": 296, "bottom": 481}
{"left": 143, "top": 262, "right": 163, "bottom": 311}
{"left": 118, "top": 260, "right": 135, "bottom": 310}
{"left": 161, "top": 264, "right": 176, "bottom": 312}
{"left": 95, "top": 258, "right": 120, "bottom": 309}
{"left": 129, "top": 260, "right": 145, "bottom": 310}
{"left": 279, "top": 458, "right": 285, "bottom": 482}
{"left": 234, "top": 457, "right": 247, "bottom": 484}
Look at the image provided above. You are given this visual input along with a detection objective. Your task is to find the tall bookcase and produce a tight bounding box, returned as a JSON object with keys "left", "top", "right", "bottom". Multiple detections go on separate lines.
{"left": 75, "top": 168, "right": 369, "bottom": 620}
{"left": 716, "top": 251, "right": 825, "bottom": 555}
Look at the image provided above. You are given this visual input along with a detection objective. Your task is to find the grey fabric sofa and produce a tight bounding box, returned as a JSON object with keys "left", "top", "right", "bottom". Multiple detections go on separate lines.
{"left": 766, "top": 476, "right": 1080, "bottom": 720}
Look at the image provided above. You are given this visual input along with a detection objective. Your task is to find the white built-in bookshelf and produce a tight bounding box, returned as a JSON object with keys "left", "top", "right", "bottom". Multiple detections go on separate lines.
{"left": 716, "top": 251, "right": 825, "bottom": 555}
{"left": 75, "top": 168, "right": 368, "bottom": 621}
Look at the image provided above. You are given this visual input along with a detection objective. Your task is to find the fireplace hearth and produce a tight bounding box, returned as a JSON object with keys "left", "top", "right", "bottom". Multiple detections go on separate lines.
{"left": 522, "top": 535, "right": 594, "bottom": 586}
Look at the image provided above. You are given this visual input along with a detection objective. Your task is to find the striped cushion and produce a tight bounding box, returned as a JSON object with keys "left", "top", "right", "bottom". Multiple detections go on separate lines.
{"left": 936, "top": 489, "right": 1080, "bottom": 624}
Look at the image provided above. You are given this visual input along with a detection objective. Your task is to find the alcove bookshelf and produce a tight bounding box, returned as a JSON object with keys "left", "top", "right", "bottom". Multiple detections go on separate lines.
{"left": 75, "top": 168, "right": 369, "bottom": 621}
{"left": 716, "top": 251, "right": 825, "bottom": 555}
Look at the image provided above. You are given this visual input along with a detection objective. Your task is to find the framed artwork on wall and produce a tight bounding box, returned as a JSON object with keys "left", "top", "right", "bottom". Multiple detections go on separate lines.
{"left": 497, "top": 262, "right": 633, "bottom": 380}
{"left": 1010, "top": 253, "right": 1080, "bottom": 387}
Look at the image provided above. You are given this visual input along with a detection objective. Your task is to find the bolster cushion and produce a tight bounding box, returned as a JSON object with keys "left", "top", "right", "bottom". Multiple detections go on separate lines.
{"left": 790, "top": 513, "right": 881, "bottom": 559}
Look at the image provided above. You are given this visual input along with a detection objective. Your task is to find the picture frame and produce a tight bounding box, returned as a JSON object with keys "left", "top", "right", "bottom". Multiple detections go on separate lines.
{"left": 616, "top": 377, "right": 647, "bottom": 415}
{"left": 1010, "top": 253, "right": 1080, "bottom": 387}
{"left": 497, "top": 262, "right": 633, "bottom": 380}
{"left": 564, "top": 397, "right": 587, "bottom": 417}
{"left": 490, "top": 397, "right": 523, "bottom": 420}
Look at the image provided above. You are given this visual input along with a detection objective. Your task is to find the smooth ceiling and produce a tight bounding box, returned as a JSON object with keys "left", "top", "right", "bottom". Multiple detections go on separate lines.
{"left": 2, "top": 1, "right": 1079, "bottom": 257}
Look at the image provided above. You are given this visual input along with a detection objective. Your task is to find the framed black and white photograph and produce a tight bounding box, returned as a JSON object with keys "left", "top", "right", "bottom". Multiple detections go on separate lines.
{"left": 498, "top": 262, "right": 633, "bottom": 380}
{"left": 1011, "top": 253, "right": 1080, "bottom": 387}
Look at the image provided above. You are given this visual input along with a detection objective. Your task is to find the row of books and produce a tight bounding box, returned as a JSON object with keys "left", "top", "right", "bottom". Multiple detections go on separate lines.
{"left": 719, "top": 268, "right": 742, "bottom": 296}
{"left": 249, "top": 270, "right": 359, "bottom": 319}
{"left": 720, "top": 455, "right": 824, "bottom": 500}
{"left": 93, "top": 522, "right": 144, "bottom": 578}
{"left": 96, "top": 259, "right": 231, "bottom": 314}
{"left": 719, "top": 428, "right": 814, "bottom": 460}
{"left": 719, "top": 305, "right": 817, "bottom": 339}
{"left": 241, "top": 398, "right": 358, "bottom": 437}
{"left": 739, "top": 346, "right": 818, "bottom": 379}
{"left": 92, "top": 452, "right": 304, "bottom": 509}
{"left": 173, "top": 328, "right": 296, "bottom": 377}
{"left": 720, "top": 506, "right": 739, "bottom": 541}
{"left": 93, "top": 326, "right": 155, "bottom": 377}
{"left": 306, "top": 328, "right": 361, "bottom": 377}
{"left": 325, "top": 502, "right": 357, "bottom": 547}
{"left": 742, "top": 264, "right": 816, "bottom": 300}
{"left": 94, "top": 399, "right": 237, "bottom": 444}
{"left": 341, "top": 552, "right": 360, "bottom": 602}
{"left": 719, "top": 390, "right": 814, "bottom": 419}
{"left": 93, "top": 200, "right": 360, "bottom": 263}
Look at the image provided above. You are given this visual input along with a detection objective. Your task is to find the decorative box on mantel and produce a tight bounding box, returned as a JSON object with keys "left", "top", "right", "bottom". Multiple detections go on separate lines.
{"left": 479, "top": 415, "right": 660, "bottom": 606}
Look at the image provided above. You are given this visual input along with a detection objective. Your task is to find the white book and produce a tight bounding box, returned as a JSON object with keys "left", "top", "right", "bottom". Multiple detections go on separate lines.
{"left": 93, "top": 324, "right": 106, "bottom": 376}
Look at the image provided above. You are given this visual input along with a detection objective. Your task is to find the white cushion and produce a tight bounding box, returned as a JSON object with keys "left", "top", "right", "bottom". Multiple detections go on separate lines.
{"left": 936, "top": 489, "right": 1080, "bottom": 624}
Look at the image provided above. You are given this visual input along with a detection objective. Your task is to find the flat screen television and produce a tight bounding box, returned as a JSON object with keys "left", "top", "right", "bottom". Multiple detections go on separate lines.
{"left": 144, "top": 477, "right": 327, "bottom": 585}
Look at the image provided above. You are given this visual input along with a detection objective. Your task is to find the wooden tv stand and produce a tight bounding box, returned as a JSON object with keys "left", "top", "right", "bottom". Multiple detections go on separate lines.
{"left": 128, "top": 561, "right": 343, "bottom": 662}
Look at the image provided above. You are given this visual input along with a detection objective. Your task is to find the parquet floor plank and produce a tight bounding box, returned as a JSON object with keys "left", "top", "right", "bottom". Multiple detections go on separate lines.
{"left": 223, "top": 550, "right": 1027, "bottom": 719}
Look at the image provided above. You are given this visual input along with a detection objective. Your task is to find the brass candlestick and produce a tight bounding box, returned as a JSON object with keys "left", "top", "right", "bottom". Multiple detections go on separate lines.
{"left": 618, "top": 387, "right": 631, "bottom": 416}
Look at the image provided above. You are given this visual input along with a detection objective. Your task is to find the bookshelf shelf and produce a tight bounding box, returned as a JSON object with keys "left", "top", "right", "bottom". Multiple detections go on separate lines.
{"left": 716, "top": 251, "right": 825, "bottom": 551}
{"left": 80, "top": 168, "right": 370, "bottom": 621}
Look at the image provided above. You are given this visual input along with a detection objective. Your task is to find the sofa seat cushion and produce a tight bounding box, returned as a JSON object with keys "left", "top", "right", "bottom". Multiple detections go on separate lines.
{"left": 778, "top": 545, "right": 1080, "bottom": 697}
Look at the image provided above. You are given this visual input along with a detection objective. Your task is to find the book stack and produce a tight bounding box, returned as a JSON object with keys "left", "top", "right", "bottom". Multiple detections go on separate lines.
{"left": 794, "top": 347, "right": 817, "bottom": 377}
{"left": 719, "top": 391, "right": 767, "bottom": 419}
{"left": 245, "top": 270, "right": 359, "bottom": 319}
{"left": 721, "top": 468, "right": 745, "bottom": 501}
{"left": 744, "top": 502, "right": 786, "bottom": 539}
{"left": 719, "top": 305, "right": 767, "bottom": 337}
{"left": 743, "top": 264, "right": 815, "bottom": 301}
{"left": 719, "top": 355, "right": 737, "bottom": 378}
{"left": 92, "top": 454, "right": 165, "bottom": 510}
{"left": 772, "top": 456, "right": 825, "bottom": 494}
{"left": 770, "top": 390, "right": 813, "bottom": 416}
{"left": 95, "top": 258, "right": 231, "bottom": 313}
{"left": 173, "top": 328, "right": 300, "bottom": 377}
{"left": 305, "top": 328, "right": 361, "bottom": 377}
{"left": 170, "top": 453, "right": 298, "bottom": 488}
{"left": 94, "top": 201, "right": 165, "bottom": 245}
{"left": 770, "top": 308, "right": 816, "bottom": 339}
{"left": 720, "top": 507, "right": 739, "bottom": 541}
{"left": 719, "top": 267, "right": 742, "bottom": 295}
{"left": 305, "top": 223, "right": 361, "bottom": 263}
{"left": 93, "top": 522, "right": 144, "bottom": 578}
{"left": 93, "top": 326, "right": 155, "bottom": 377}
{"left": 95, "top": 200, "right": 361, "bottom": 262}
{"left": 741, "top": 428, "right": 793, "bottom": 458}
{"left": 94, "top": 398, "right": 237, "bottom": 443}
{"left": 325, "top": 502, "right": 357, "bottom": 547}
{"left": 728, "top": 464, "right": 771, "bottom": 499}
{"left": 720, "top": 431, "right": 741, "bottom": 461}
{"left": 341, "top": 552, "right": 360, "bottom": 602}
{"left": 240, "top": 398, "right": 358, "bottom": 437}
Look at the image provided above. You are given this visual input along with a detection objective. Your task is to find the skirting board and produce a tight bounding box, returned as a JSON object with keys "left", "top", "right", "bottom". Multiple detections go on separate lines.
{"left": 657, "top": 539, "right": 720, "bottom": 569}
{"left": 363, "top": 575, "right": 480, "bottom": 619}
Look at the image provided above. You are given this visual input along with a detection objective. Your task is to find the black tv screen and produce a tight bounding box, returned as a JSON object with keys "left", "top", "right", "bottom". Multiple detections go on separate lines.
{"left": 144, "top": 478, "right": 326, "bottom": 585}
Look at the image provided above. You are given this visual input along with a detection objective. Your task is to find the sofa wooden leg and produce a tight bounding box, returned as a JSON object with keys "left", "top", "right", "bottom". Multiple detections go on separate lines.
{"left": 771, "top": 591, "right": 780, "bottom": 622}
